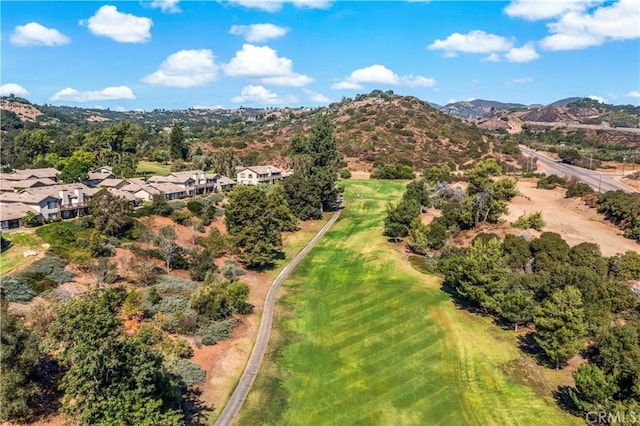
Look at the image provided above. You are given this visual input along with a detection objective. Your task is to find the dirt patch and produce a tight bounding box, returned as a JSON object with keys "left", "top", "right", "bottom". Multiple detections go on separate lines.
{"left": 505, "top": 181, "right": 639, "bottom": 256}
{"left": 420, "top": 207, "right": 442, "bottom": 226}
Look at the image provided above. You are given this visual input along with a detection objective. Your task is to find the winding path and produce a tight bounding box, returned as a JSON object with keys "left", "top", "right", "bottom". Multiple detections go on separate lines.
{"left": 215, "top": 209, "right": 342, "bottom": 426}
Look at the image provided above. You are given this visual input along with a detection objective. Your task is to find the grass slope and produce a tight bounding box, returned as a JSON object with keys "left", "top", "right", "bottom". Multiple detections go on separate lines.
{"left": 136, "top": 160, "right": 171, "bottom": 176}
{"left": 237, "top": 180, "right": 581, "bottom": 426}
{"left": 0, "top": 232, "right": 44, "bottom": 276}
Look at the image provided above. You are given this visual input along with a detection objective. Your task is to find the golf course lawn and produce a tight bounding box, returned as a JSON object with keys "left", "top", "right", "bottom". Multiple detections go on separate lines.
{"left": 237, "top": 180, "right": 582, "bottom": 426}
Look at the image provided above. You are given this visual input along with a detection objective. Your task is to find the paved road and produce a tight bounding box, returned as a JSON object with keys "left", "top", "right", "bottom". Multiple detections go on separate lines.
{"left": 525, "top": 121, "right": 640, "bottom": 134}
{"left": 519, "top": 145, "right": 636, "bottom": 193}
{"left": 214, "top": 209, "right": 343, "bottom": 426}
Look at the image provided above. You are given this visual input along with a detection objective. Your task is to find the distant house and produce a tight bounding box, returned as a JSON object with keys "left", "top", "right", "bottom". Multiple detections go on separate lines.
{"left": 98, "top": 179, "right": 128, "bottom": 190}
{"left": 216, "top": 174, "right": 237, "bottom": 191}
{"left": 0, "top": 202, "right": 39, "bottom": 229}
{"left": 236, "top": 166, "right": 283, "bottom": 186}
{"left": 148, "top": 183, "right": 188, "bottom": 200}
{"left": 148, "top": 170, "right": 235, "bottom": 196}
{"left": 2, "top": 168, "right": 60, "bottom": 182}
{"left": 85, "top": 166, "right": 116, "bottom": 186}
{"left": 120, "top": 182, "right": 161, "bottom": 202}
{"left": 0, "top": 178, "right": 57, "bottom": 193}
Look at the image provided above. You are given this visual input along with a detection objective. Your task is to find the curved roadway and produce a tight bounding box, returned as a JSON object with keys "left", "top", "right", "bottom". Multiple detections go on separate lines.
{"left": 215, "top": 209, "right": 342, "bottom": 426}
{"left": 519, "top": 145, "right": 636, "bottom": 193}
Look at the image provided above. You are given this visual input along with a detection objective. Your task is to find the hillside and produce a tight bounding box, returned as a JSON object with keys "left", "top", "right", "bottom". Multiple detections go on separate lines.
{"left": 439, "top": 99, "right": 527, "bottom": 119}
{"left": 1, "top": 92, "right": 517, "bottom": 171}
{"left": 195, "top": 92, "right": 517, "bottom": 170}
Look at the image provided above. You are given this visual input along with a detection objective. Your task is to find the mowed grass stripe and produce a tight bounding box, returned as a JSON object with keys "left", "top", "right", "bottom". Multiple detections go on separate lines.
{"left": 237, "top": 180, "right": 583, "bottom": 426}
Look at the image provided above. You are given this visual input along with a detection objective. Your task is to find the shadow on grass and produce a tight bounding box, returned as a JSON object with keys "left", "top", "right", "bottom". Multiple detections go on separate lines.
{"left": 553, "top": 385, "right": 581, "bottom": 417}
{"left": 439, "top": 279, "right": 490, "bottom": 317}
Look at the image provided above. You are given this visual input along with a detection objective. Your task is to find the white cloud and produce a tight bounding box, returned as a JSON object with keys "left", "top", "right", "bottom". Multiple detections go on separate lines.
{"left": 231, "top": 85, "right": 295, "bottom": 104}
{"left": 428, "top": 30, "right": 513, "bottom": 54}
{"left": 504, "top": 43, "right": 541, "bottom": 62}
{"left": 230, "top": 24, "right": 288, "bottom": 42}
{"left": 400, "top": 75, "right": 435, "bottom": 87}
{"left": 226, "top": 0, "right": 332, "bottom": 12}
{"left": 10, "top": 22, "right": 70, "bottom": 46}
{"left": 192, "top": 104, "right": 225, "bottom": 110}
{"left": 50, "top": 85, "right": 135, "bottom": 102}
{"left": 626, "top": 90, "right": 640, "bottom": 98}
{"left": 223, "top": 44, "right": 313, "bottom": 87}
{"left": 0, "top": 83, "right": 29, "bottom": 96}
{"left": 587, "top": 95, "right": 607, "bottom": 103}
{"left": 304, "top": 89, "right": 330, "bottom": 103}
{"left": 540, "top": 0, "right": 640, "bottom": 50}
{"left": 504, "top": 0, "right": 603, "bottom": 21}
{"left": 150, "top": 0, "right": 181, "bottom": 13}
{"left": 332, "top": 65, "right": 435, "bottom": 89}
{"left": 143, "top": 49, "right": 218, "bottom": 88}
{"left": 81, "top": 5, "right": 152, "bottom": 43}
{"left": 482, "top": 53, "right": 501, "bottom": 62}
{"left": 510, "top": 77, "right": 533, "bottom": 83}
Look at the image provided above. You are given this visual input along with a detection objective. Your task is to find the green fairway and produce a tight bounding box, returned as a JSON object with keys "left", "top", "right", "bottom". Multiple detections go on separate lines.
{"left": 136, "top": 160, "right": 171, "bottom": 176}
{"left": 238, "top": 180, "right": 581, "bottom": 426}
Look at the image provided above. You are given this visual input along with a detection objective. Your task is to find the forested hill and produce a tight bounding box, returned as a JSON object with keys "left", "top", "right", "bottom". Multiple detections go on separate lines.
{"left": 1, "top": 91, "right": 518, "bottom": 171}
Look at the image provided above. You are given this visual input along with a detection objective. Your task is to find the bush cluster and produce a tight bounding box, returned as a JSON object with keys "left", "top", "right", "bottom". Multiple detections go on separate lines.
{"left": 512, "top": 211, "right": 546, "bottom": 231}
{"left": 166, "top": 359, "right": 205, "bottom": 388}
{"left": 198, "top": 318, "right": 238, "bottom": 346}
{"left": 536, "top": 174, "right": 566, "bottom": 189}
{"left": 371, "top": 164, "right": 415, "bottom": 180}
{"left": 566, "top": 182, "right": 594, "bottom": 198}
{"left": 1, "top": 255, "right": 75, "bottom": 302}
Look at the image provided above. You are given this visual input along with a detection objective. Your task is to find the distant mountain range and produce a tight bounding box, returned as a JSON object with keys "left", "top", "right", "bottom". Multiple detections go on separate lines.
{"left": 437, "top": 97, "right": 640, "bottom": 127}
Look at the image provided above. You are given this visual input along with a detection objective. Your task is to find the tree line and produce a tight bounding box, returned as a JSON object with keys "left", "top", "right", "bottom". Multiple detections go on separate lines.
{"left": 383, "top": 163, "right": 640, "bottom": 418}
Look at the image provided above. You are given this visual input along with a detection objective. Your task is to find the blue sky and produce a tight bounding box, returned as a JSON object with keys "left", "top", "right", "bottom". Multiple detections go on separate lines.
{"left": 1, "top": 0, "right": 639, "bottom": 110}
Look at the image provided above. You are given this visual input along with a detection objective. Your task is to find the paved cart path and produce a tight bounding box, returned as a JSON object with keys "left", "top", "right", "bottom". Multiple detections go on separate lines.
{"left": 214, "top": 208, "right": 343, "bottom": 426}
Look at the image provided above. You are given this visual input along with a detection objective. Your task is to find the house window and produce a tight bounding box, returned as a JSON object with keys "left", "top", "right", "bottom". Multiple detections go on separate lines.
{"left": 47, "top": 200, "right": 57, "bottom": 209}
{"left": 240, "top": 173, "right": 245, "bottom": 179}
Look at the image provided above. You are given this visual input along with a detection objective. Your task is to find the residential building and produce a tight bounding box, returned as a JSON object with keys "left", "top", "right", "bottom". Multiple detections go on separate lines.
{"left": 0, "top": 202, "right": 38, "bottom": 229}
{"left": 85, "top": 166, "right": 116, "bottom": 186}
{"left": 236, "top": 165, "right": 284, "bottom": 186}
{"left": 1, "top": 168, "right": 60, "bottom": 181}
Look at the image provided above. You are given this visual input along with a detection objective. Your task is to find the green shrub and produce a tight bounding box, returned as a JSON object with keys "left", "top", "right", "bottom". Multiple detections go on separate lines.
{"left": 339, "top": 169, "right": 352, "bottom": 179}
{"left": 168, "top": 201, "right": 185, "bottom": 210}
{"left": 198, "top": 318, "right": 238, "bottom": 345}
{"left": 154, "top": 275, "right": 198, "bottom": 297}
{"left": 512, "top": 212, "right": 546, "bottom": 231}
{"left": 170, "top": 211, "right": 192, "bottom": 225}
{"left": 35, "top": 222, "right": 92, "bottom": 260}
{"left": 536, "top": 174, "right": 566, "bottom": 189}
{"left": 11, "top": 255, "right": 75, "bottom": 295}
{"left": 566, "top": 182, "right": 594, "bottom": 198}
{"left": 134, "top": 324, "right": 164, "bottom": 345}
{"left": 166, "top": 359, "right": 205, "bottom": 388}
{"left": 186, "top": 201, "right": 203, "bottom": 216}
{"left": 0, "top": 277, "right": 36, "bottom": 302}
{"left": 161, "top": 337, "right": 193, "bottom": 359}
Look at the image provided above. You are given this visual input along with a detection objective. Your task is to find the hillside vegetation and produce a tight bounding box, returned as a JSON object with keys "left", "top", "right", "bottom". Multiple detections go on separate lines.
{"left": 1, "top": 91, "right": 517, "bottom": 172}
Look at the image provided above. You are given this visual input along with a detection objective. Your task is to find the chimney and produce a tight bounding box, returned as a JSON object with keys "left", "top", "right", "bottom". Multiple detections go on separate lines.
{"left": 58, "top": 190, "right": 69, "bottom": 206}
{"left": 75, "top": 188, "right": 84, "bottom": 204}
